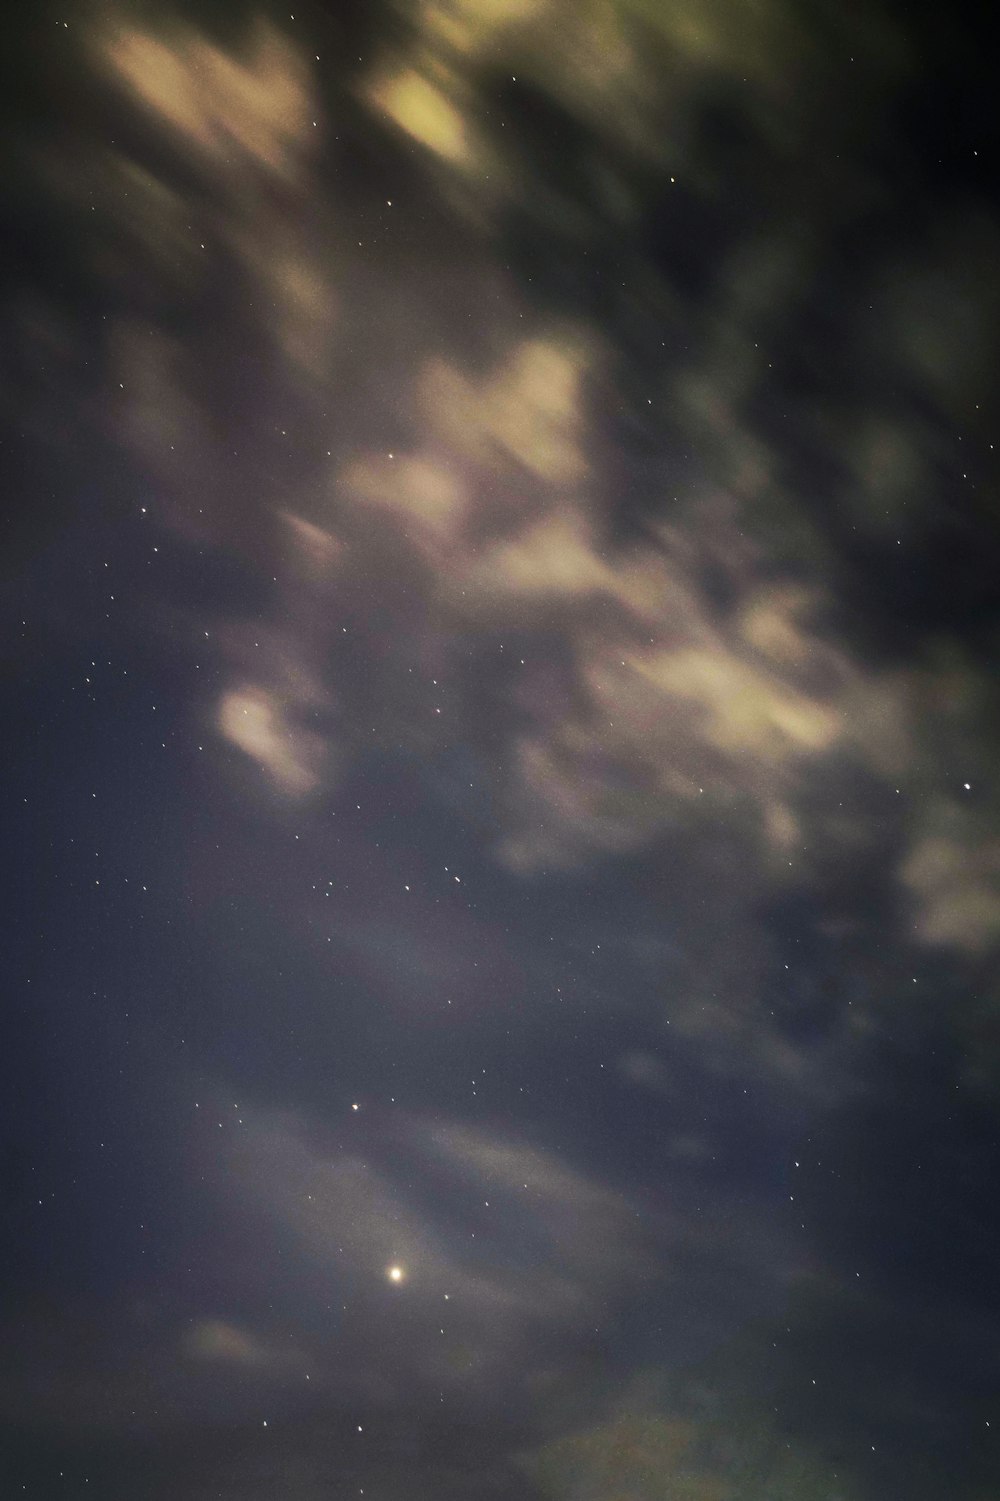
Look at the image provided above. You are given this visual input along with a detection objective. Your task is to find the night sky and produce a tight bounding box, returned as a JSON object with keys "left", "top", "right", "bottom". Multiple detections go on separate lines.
{"left": 3, "top": 1, "right": 1000, "bottom": 1497}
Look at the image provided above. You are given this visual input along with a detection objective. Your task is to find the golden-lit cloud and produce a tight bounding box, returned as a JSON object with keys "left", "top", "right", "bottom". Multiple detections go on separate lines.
{"left": 99, "top": 19, "right": 313, "bottom": 181}
{"left": 370, "top": 67, "right": 474, "bottom": 166}
{"left": 96, "top": 14, "right": 335, "bottom": 392}
{"left": 901, "top": 800, "right": 1000, "bottom": 956}
{"left": 633, "top": 646, "right": 839, "bottom": 758}
{"left": 461, "top": 510, "right": 610, "bottom": 605}
{"left": 55, "top": 2, "right": 999, "bottom": 984}
{"left": 217, "top": 686, "right": 328, "bottom": 798}
{"left": 418, "top": 335, "right": 592, "bottom": 487}
{"left": 472, "top": 533, "right": 882, "bottom": 870}
{"left": 341, "top": 453, "right": 470, "bottom": 555}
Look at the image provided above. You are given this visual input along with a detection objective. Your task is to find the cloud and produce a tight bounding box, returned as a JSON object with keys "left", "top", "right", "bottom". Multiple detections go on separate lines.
{"left": 424, "top": 1121, "right": 658, "bottom": 1288}
{"left": 340, "top": 453, "right": 471, "bottom": 557}
{"left": 8, "top": 8, "right": 1000, "bottom": 1499}
{"left": 370, "top": 68, "right": 475, "bottom": 167}
{"left": 25, "top": 1, "right": 1000, "bottom": 1091}
{"left": 324, "top": 314, "right": 911, "bottom": 879}
{"left": 0, "top": 1297, "right": 310, "bottom": 1436}
{"left": 517, "top": 1402, "right": 860, "bottom": 1500}
{"left": 206, "top": 1105, "right": 658, "bottom": 1343}
{"left": 96, "top": 10, "right": 336, "bottom": 424}
{"left": 47, "top": 6, "right": 925, "bottom": 898}
{"left": 476, "top": 537, "right": 889, "bottom": 871}
{"left": 217, "top": 686, "right": 330, "bottom": 798}
{"left": 182, "top": 1319, "right": 308, "bottom": 1377}
{"left": 97, "top": 18, "right": 313, "bottom": 182}
{"left": 169, "top": 1076, "right": 833, "bottom": 1432}
{"left": 901, "top": 801, "right": 1000, "bottom": 955}
{"left": 418, "top": 336, "right": 593, "bottom": 487}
